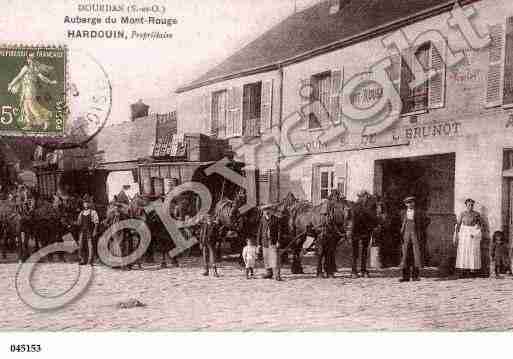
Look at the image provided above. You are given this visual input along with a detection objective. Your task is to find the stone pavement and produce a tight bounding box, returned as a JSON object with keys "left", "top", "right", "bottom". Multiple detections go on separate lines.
{"left": 0, "top": 256, "right": 512, "bottom": 331}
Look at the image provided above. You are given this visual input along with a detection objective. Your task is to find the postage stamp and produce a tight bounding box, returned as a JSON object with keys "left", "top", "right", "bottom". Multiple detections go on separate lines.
{"left": 0, "top": 45, "right": 67, "bottom": 136}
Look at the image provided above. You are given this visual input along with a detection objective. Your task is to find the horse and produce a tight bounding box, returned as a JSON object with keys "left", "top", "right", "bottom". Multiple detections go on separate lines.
{"left": 278, "top": 191, "right": 352, "bottom": 274}
{"left": 31, "top": 196, "right": 65, "bottom": 262}
{"left": 52, "top": 193, "right": 82, "bottom": 244}
{"left": 214, "top": 190, "right": 247, "bottom": 255}
{"left": 124, "top": 195, "right": 182, "bottom": 269}
{"left": 0, "top": 199, "right": 23, "bottom": 261}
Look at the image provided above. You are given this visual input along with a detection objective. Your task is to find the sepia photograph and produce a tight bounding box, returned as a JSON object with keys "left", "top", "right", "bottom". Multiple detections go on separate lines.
{"left": 1, "top": 0, "right": 513, "bottom": 354}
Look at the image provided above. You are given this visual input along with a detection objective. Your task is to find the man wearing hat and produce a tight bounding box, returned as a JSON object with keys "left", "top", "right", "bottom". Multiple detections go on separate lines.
{"left": 257, "top": 204, "right": 282, "bottom": 280}
{"left": 199, "top": 214, "right": 220, "bottom": 277}
{"left": 77, "top": 194, "right": 99, "bottom": 265}
{"left": 399, "top": 196, "right": 430, "bottom": 282}
{"left": 316, "top": 203, "right": 338, "bottom": 278}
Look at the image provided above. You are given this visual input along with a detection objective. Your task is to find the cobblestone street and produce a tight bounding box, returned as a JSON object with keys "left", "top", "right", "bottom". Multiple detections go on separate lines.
{"left": 0, "top": 256, "right": 512, "bottom": 331}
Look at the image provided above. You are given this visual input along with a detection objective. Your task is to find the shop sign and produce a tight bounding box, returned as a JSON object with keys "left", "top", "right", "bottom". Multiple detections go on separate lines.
{"left": 392, "top": 121, "right": 462, "bottom": 141}
{"left": 350, "top": 81, "right": 384, "bottom": 109}
{"left": 294, "top": 139, "right": 329, "bottom": 153}
{"left": 449, "top": 68, "right": 483, "bottom": 84}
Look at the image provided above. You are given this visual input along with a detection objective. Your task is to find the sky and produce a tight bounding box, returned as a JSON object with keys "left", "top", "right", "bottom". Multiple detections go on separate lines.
{"left": 1, "top": 0, "right": 321, "bottom": 125}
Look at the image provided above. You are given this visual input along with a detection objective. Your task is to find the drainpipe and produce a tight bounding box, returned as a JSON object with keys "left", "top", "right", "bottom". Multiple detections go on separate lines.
{"left": 277, "top": 64, "right": 284, "bottom": 202}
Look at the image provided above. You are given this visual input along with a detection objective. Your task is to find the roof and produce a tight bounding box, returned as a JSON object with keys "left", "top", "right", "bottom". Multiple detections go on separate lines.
{"left": 177, "top": 0, "right": 478, "bottom": 93}
{"left": 95, "top": 116, "right": 158, "bottom": 163}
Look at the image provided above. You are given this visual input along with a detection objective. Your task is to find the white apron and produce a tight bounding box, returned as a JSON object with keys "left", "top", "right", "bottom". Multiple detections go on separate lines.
{"left": 456, "top": 224, "right": 482, "bottom": 270}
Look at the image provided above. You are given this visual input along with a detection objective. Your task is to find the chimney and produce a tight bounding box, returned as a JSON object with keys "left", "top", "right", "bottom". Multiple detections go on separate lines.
{"left": 130, "top": 99, "right": 150, "bottom": 121}
{"left": 329, "top": 0, "right": 350, "bottom": 15}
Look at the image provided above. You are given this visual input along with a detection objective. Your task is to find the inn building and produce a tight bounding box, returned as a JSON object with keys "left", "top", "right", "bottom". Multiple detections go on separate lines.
{"left": 175, "top": 0, "right": 513, "bottom": 266}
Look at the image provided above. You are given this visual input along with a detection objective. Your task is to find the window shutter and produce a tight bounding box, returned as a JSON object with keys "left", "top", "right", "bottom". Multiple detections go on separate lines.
{"left": 226, "top": 87, "right": 234, "bottom": 137}
{"left": 486, "top": 23, "right": 506, "bottom": 108}
{"left": 400, "top": 48, "right": 413, "bottom": 113}
{"left": 300, "top": 78, "right": 311, "bottom": 129}
{"left": 260, "top": 80, "right": 273, "bottom": 132}
{"left": 205, "top": 93, "right": 214, "bottom": 136}
{"left": 233, "top": 86, "right": 243, "bottom": 136}
{"left": 387, "top": 53, "right": 402, "bottom": 106}
{"left": 311, "top": 166, "right": 320, "bottom": 205}
{"left": 218, "top": 91, "right": 227, "bottom": 138}
{"left": 330, "top": 69, "right": 342, "bottom": 124}
{"left": 429, "top": 41, "right": 446, "bottom": 109}
{"left": 503, "top": 17, "right": 513, "bottom": 106}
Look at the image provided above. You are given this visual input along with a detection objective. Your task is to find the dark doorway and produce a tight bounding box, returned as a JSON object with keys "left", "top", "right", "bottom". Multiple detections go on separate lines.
{"left": 375, "top": 153, "right": 456, "bottom": 267}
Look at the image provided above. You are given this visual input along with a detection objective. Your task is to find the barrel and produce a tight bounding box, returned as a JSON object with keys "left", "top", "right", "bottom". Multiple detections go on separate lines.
{"left": 164, "top": 178, "right": 178, "bottom": 194}
{"left": 153, "top": 178, "right": 164, "bottom": 196}
{"left": 142, "top": 177, "right": 152, "bottom": 195}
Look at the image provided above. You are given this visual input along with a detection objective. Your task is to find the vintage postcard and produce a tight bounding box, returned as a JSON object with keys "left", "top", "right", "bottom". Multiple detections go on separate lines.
{"left": 1, "top": 0, "right": 513, "bottom": 357}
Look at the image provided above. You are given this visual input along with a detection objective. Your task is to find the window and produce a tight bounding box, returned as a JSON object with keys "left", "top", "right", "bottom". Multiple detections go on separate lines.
{"left": 400, "top": 43, "right": 430, "bottom": 115}
{"left": 211, "top": 90, "right": 227, "bottom": 138}
{"left": 319, "top": 166, "right": 336, "bottom": 200}
{"left": 485, "top": 17, "right": 513, "bottom": 108}
{"left": 309, "top": 72, "right": 332, "bottom": 129}
{"left": 242, "top": 82, "right": 262, "bottom": 136}
{"left": 504, "top": 149, "right": 513, "bottom": 171}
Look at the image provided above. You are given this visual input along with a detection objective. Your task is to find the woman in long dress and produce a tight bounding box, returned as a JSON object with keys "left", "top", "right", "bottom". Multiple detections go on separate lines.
{"left": 7, "top": 52, "right": 57, "bottom": 130}
{"left": 454, "top": 198, "right": 483, "bottom": 278}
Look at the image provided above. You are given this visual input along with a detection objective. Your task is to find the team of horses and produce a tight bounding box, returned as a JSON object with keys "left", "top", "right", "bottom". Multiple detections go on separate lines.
{"left": 1, "top": 188, "right": 375, "bottom": 271}
{"left": 0, "top": 194, "right": 79, "bottom": 262}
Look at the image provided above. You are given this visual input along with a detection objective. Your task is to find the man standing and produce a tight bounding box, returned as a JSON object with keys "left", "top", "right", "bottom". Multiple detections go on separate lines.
{"left": 77, "top": 195, "right": 99, "bottom": 265}
{"left": 350, "top": 190, "right": 377, "bottom": 278}
{"left": 399, "top": 196, "right": 430, "bottom": 282}
{"left": 257, "top": 204, "right": 282, "bottom": 281}
{"left": 316, "top": 204, "right": 338, "bottom": 278}
{"left": 199, "top": 214, "right": 220, "bottom": 277}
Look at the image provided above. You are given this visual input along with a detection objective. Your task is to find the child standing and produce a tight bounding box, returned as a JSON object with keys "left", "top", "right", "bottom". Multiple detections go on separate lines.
{"left": 242, "top": 238, "right": 258, "bottom": 279}
{"left": 492, "top": 230, "right": 512, "bottom": 278}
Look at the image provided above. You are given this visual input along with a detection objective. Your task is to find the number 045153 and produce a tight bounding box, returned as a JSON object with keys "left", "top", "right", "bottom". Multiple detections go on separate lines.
{"left": 9, "top": 344, "right": 41, "bottom": 353}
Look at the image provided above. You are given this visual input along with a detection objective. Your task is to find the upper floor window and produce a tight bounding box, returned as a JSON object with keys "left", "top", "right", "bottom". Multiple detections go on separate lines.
{"left": 309, "top": 71, "right": 332, "bottom": 129}
{"left": 210, "top": 80, "right": 273, "bottom": 139}
{"left": 400, "top": 42, "right": 430, "bottom": 115}
{"left": 242, "top": 82, "right": 262, "bottom": 137}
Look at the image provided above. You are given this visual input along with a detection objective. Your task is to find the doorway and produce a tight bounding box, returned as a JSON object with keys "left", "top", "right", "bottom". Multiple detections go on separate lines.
{"left": 375, "top": 153, "right": 456, "bottom": 266}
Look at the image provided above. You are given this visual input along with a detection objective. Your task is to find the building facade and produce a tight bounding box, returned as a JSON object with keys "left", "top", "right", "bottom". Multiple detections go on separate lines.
{"left": 176, "top": 0, "right": 513, "bottom": 265}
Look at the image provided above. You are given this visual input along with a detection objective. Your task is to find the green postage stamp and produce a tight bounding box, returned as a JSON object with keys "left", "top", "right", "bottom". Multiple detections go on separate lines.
{"left": 0, "top": 45, "right": 67, "bottom": 135}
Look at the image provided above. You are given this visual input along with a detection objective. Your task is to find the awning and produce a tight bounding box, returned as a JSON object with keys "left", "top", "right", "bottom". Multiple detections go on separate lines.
{"left": 139, "top": 160, "right": 244, "bottom": 183}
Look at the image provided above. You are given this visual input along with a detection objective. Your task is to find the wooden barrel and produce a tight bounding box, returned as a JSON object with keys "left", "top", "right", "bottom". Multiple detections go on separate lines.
{"left": 142, "top": 177, "right": 152, "bottom": 195}
{"left": 164, "top": 178, "right": 178, "bottom": 194}
{"left": 153, "top": 178, "right": 164, "bottom": 196}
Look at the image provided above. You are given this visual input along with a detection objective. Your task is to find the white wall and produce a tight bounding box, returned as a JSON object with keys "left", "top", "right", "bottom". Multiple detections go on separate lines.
{"left": 106, "top": 171, "right": 140, "bottom": 202}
